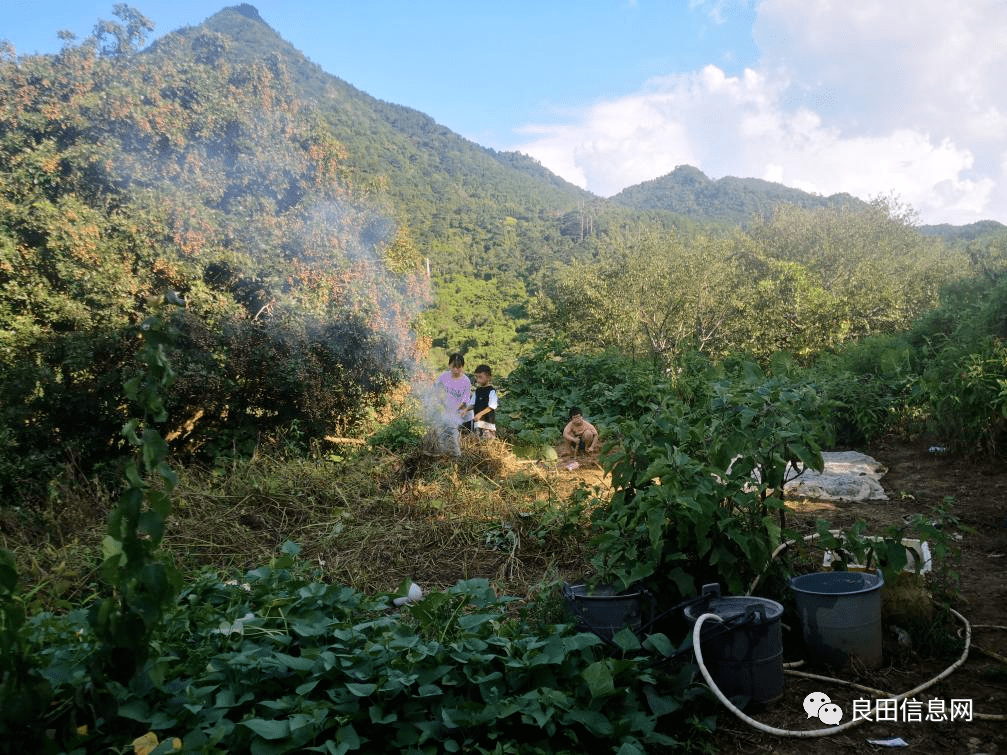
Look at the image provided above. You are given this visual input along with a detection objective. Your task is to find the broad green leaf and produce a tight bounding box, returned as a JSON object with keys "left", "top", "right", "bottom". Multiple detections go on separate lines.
{"left": 581, "top": 660, "right": 615, "bottom": 698}
{"left": 291, "top": 619, "right": 328, "bottom": 638}
{"left": 612, "top": 626, "right": 641, "bottom": 652}
{"left": 241, "top": 718, "right": 290, "bottom": 740}
{"left": 615, "top": 739, "right": 647, "bottom": 755}
{"left": 641, "top": 632, "right": 673, "bottom": 657}
{"left": 258, "top": 699, "right": 294, "bottom": 712}
{"left": 121, "top": 418, "right": 141, "bottom": 444}
{"left": 566, "top": 708, "right": 614, "bottom": 736}
{"left": 345, "top": 683, "right": 376, "bottom": 697}
{"left": 274, "top": 653, "right": 315, "bottom": 671}
{"left": 147, "top": 489, "right": 172, "bottom": 516}
{"left": 337, "top": 724, "right": 360, "bottom": 748}
{"left": 457, "top": 613, "right": 494, "bottom": 630}
{"left": 289, "top": 713, "right": 315, "bottom": 732}
{"left": 137, "top": 510, "right": 164, "bottom": 543}
{"left": 644, "top": 685, "right": 681, "bottom": 716}
{"left": 100, "top": 535, "right": 124, "bottom": 563}
{"left": 117, "top": 699, "right": 151, "bottom": 722}
{"left": 369, "top": 706, "right": 397, "bottom": 725}
{"left": 295, "top": 680, "right": 319, "bottom": 696}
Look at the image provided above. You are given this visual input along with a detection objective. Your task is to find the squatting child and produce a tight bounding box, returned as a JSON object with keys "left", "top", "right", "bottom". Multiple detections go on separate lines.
{"left": 562, "top": 406, "right": 600, "bottom": 459}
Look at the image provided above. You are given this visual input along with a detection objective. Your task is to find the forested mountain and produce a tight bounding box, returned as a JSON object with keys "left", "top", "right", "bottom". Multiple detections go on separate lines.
{"left": 148, "top": 4, "right": 610, "bottom": 282}
{"left": 609, "top": 165, "right": 869, "bottom": 226}
{"left": 918, "top": 219, "right": 1007, "bottom": 242}
{"left": 2, "top": 2, "right": 1005, "bottom": 490}
{"left": 144, "top": 5, "right": 1007, "bottom": 273}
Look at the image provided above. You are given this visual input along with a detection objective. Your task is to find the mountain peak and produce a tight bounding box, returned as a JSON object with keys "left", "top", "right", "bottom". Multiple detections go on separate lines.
{"left": 227, "top": 4, "right": 264, "bottom": 23}
{"left": 610, "top": 164, "right": 866, "bottom": 225}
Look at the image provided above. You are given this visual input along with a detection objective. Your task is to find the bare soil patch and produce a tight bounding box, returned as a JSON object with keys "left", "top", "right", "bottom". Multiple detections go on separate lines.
{"left": 711, "top": 438, "right": 1006, "bottom": 755}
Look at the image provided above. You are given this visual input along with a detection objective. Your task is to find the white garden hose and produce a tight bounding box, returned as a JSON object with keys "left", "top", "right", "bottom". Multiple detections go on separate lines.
{"left": 694, "top": 612, "right": 879, "bottom": 737}
{"left": 691, "top": 606, "right": 990, "bottom": 737}
{"left": 695, "top": 572, "right": 1006, "bottom": 735}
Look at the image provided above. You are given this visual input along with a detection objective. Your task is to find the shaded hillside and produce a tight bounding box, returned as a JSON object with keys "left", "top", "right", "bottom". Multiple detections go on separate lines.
{"left": 0, "top": 4, "right": 440, "bottom": 482}
{"left": 918, "top": 219, "right": 1007, "bottom": 243}
{"left": 609, "top": 165, "right": 867, "bottom": 226}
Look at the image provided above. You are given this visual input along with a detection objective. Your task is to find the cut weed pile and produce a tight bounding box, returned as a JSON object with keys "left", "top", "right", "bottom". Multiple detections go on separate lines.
{"left": 4, "top": 434, "right": 601, "bottom": 611}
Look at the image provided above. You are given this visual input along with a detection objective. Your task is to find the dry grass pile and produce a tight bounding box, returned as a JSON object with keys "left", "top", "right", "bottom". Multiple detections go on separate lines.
{"left": 168, "top": 434, "right": 599, "bottom": 600}
{"left": 3, "top": 435, "right": 605, "bottom": 610}
{"left": 0, "top": 466, "right": 113, "bottom": 609}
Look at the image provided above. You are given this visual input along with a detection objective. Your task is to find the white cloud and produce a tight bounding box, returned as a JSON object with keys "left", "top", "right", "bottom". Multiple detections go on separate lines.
{"left": 689, "top": 0, "right": 744, "bottom": 26}
{"left": 511, "top": 0, "right": 1007, "bottom": 224}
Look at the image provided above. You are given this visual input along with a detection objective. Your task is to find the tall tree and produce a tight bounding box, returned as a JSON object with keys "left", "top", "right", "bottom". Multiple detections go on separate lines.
{"left": 747, "top": 197, "right": 959, "bottom": 340}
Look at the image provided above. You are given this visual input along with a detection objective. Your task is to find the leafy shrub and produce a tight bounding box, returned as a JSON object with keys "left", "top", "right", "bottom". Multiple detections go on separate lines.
{"left": 167, "top": 309, "right": 405, "bottom": 461}
{"left": 591, "top": 361, "right": 831, "bottom": 598}
{"left": 499, "top": 344, "right": 662, "bottom": 447}
{"left": 813, "top": 371, "right": 904, "bottom": 445}
{"left": 12, "top": 553, "right": 717, "bottom": 754}
{"left": 881, "top": 274, "right": 1007, "bottom": 454}
{"left": 368, "top": 412, "right": 426, "bottom": 452}
{"left": 919, "top": 336, "right": 1007, "bottom": 453}
{"left": 0, "top": 329, "right": 136, "bottom": 501}
{"left": 0, "top": 306, "right": 408, "bottom": 509}
{"left": 804, "top": 333, "right": 918, "bottom": 444}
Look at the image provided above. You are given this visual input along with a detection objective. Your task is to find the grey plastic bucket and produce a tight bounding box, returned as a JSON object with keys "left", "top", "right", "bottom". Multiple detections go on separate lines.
{"left": 563, "top": 583, "right": 642, "bottom": 641}
{"left": 790, "top": 569, "right": 885, "bottom": 669}
{"left": 683, "top": 583, "right": 785, "bottom": 705}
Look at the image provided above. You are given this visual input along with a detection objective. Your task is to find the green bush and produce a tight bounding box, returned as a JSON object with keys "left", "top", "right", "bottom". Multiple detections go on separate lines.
{"left": 591, "top": 361, "right": 830, "bottom": 598}
{"left": 901, "top": 276, "right": 1007, "bottom": 453}
{"left": 0, "top": 329, "right": 135, "bottom": 500}
{"left": 167, "top": 309, "right": 405, "bottom": 459}
{"left": 807, "top": 333, "right": 918, "bottom": 444}
{"left": 919, "top": 336, "right": 1007, "bottom": 453}
{"left": 499, "top": 345, "right": 662, "bottom": 447}
{"left": 0, "top": 307, "right": 407, "bottom": 508}
{"left": 368, "top": 412, "right": 425, "bottom": 452}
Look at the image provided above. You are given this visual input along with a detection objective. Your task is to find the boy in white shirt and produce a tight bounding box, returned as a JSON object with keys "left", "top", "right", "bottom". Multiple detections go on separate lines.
{"left": 468, "top": 364, "right": 498, "bottom": 440}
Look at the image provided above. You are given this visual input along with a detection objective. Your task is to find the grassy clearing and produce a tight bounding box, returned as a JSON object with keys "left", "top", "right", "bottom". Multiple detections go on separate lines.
{"left": 3, "top": 434, "right": 601, "bottom": 612}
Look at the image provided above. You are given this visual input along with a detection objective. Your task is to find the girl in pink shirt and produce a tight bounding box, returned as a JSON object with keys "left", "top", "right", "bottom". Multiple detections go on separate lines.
{"left": 432, "top": 353, "right": 471, "bottom": 456}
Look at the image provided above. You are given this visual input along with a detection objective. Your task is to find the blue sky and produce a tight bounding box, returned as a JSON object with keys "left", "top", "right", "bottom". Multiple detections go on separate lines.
{"left": 3, "top": 1, "right": 1007, "bottom": 225}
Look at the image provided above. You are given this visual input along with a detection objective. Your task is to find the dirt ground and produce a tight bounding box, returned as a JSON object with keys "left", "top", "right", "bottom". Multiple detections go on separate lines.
{"left": 708, "top": 438, "right": 1006, "bottom": 755}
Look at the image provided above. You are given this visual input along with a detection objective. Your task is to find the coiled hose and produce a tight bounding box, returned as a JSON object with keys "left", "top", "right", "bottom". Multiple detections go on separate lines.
{"left": 693, "top": 533, "right": 1006, "bottom": 735}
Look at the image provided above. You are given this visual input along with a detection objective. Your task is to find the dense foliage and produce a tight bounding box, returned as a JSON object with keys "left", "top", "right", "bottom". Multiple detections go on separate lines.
{"left": 2, "top": 4, "right": 1004, "bottom": 494}
{"left": 3, "top": 6, "right": 1007, "bottom": 754}
{"left": 0, "top": 6, "right": 425, "bottom": 494}
{"left": 591, "top": 358, "right": 831, "bottom": 597}
{"left": 6, "top": 548, "right": 721, "bottom": 755}
{"left": 499, "top": 346, "right": 662, "bottom": 449}
{"left": 534, "top": 197, "right": 963, "bottom": 367}
{"left": 421, "top": 273, "right": 532, "bottom": 376}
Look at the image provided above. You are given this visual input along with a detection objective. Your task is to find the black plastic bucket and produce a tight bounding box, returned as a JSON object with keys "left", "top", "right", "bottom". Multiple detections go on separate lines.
{"left": 683, "top": 583, "right": 785, "bottom": 705}
{"left": 562, "top": 583, "right": 642, "bottom": 641}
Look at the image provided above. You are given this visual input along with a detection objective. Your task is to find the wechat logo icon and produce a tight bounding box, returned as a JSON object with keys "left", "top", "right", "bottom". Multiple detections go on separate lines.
{"left": 803, "top": 691, "right": 844, "bottom": 725}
